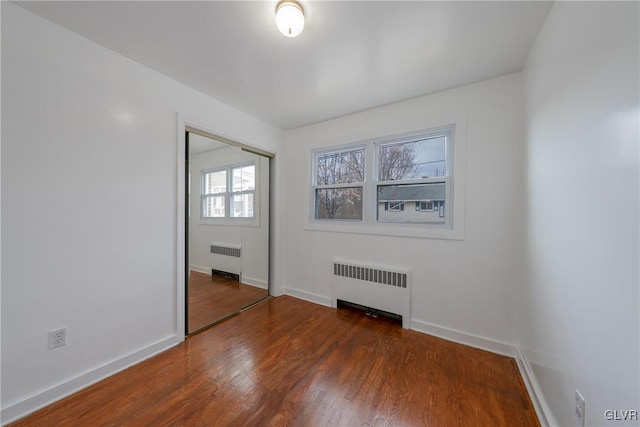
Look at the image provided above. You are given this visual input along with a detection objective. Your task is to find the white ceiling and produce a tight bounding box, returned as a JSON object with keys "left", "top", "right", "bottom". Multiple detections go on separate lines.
{"left": 16, "top": 1, "right": 552, "bottom": 130}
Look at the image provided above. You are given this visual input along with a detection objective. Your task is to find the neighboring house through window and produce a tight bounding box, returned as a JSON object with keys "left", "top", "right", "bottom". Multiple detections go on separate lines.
{"left": 378, "top": 183, "right": 445, "bottom": 222}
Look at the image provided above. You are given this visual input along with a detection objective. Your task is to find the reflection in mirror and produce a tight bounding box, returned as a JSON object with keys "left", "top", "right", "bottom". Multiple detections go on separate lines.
{"left": 187, "top": 132, "right": 269, "bottom": 334}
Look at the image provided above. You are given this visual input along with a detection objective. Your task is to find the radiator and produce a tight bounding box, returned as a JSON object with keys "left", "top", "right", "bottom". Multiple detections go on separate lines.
{"left": 210, "top": 244, "right": 241, "bottom": 258}
{"left": 210, "top": 243, "right": 241, "bottom": 276}
{"left": 331, "top": 259, "right": 411, "bottom": 328}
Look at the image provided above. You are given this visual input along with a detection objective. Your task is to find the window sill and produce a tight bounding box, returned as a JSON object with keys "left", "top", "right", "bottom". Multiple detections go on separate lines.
{"left": 303, "top": 220, "right": 464, "bottom": 241}
{"left": 196, "top": 218, "right": 260, "bottom": 228}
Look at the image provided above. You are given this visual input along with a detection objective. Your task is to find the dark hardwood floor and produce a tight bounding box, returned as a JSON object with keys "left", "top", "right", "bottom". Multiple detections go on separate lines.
{"left": 11, "top": 296, "right": 539, "bottom": 427}
{"left": 188, "top": 271, "right": 267, "bottom": 332}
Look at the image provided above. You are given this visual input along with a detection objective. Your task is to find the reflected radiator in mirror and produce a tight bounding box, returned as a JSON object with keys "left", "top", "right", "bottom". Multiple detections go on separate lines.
{"left": 210, "top": 242, "right": 241, "bottom": 276}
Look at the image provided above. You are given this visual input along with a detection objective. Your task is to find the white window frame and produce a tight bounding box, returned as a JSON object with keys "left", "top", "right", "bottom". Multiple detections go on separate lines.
{"left": 201, "top": 160, "right": 258, "bottom": 225}
{"left": 201, "top": 168, "right": 227, "bottom": 218}
{"left": 307, "top": 122, "right": 466, "bottom": 240}
{"left": 311, "top": 144, "right": 366, "bottom": 222}
{"left": 229, "top": 163, "right": 257, "bottom": 219}
{"left": 374, "top": 128, "right": 452, "bottom": 227}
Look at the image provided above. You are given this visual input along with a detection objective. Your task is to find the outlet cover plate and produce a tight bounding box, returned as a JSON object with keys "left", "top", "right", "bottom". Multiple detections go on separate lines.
{"left": 575, "top": 389, "right": 586, "bottom": 426}
{"left": 48, "top": 328, "right": 66, "bottom": 350}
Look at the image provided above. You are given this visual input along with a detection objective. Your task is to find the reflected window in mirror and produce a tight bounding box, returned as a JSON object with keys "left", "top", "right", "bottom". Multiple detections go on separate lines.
{"left": 231, "top": 164, "right": 255, "bottom": 218}
{"left": 202, "top": 169, "right": 227, "bottom": 218}
{"left": 202, "top": 162, "right": 255, "bottom": 219}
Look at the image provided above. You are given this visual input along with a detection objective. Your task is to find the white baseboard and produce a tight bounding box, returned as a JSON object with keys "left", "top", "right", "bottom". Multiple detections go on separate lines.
{"left": 1, "top": 335, "right": 183, "bottom": 425}
{"left": 191, "top": 267, "right": 267, "bottom": 290}
{"left": 241, "top": 277, "right": 268, "bottom": 290}
{"left": 189, "top": 264, "right": 210, "bottom": 275}
{"left": 513, "top": 346, "right": 557, "bottom": 427}
{"left": 192, "top": 264, "right": 242, "bottom": 277}
{"left": 283, "top": 287, "right": 332, "bottom": 307}
{"left": 410, "top": 318, "right": 515, "bottom": 357}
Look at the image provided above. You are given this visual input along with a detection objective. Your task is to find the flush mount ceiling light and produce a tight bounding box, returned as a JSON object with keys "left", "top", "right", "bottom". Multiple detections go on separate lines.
{"left": 275, "top": 0, "right": 305, "bottom": 38}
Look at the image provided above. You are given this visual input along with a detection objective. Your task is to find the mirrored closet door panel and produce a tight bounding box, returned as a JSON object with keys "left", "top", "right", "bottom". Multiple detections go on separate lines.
{"left": 186, "top": 131, "right": 269, "bottom": 334}
{"left": 240, "top": 148, "right": 270, "bottom": 298}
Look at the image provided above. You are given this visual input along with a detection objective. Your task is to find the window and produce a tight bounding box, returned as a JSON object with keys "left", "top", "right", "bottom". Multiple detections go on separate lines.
{"left": 230, "top": 164, "right": 255, "bottom": 218}
{"left": 376, "top": 133, "right": 448, "bottom": 224}
{"left": 386, "top": 202, "right": 405, "bottom": 211}
{"left": 311, "top": 126, "right": 453, "bottom": 229}
{"left": 416, "top": 201, "right": 434, "bottom": 211}
{"left": 202, "top": 163, "right": 255, "bottom": 219}
{"left": 202, "top": 170, "right": 226, "bottom": 217}
{"left": 313, "top": 147, "right": 364, "bottom": 220}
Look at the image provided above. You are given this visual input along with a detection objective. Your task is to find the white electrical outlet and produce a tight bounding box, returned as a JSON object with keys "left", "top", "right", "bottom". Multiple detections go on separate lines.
{"left": 575, "top": 389, "right": 586, "bottom": 427}
{"left": 48, "top": 328, "right": 66, "bottom": 350}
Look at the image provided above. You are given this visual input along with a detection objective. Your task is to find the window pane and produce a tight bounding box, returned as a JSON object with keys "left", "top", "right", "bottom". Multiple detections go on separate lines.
{"left": 388, "top": 202, "right": 404, "bottom": 211}
{"left": 377, "top": 183, "right": 445, "bottom": 223}
{"left": 316, "top": 187, "right": 363, "bottom": 220}
{"left": 204, "top": 170, "right": 226, "bottom": 194}
{"left": 203, "top": 195, "right": 225, "bottom": 218}
{"left": 232, "top": 165, "right": 255, "bottom": 192}
{"left": 316, "top": 148, "right": 365, "bottom": 185}
{"left": 231, "top": 193, "right": 254, "bottom": 218}
{"left": 378, "top": 136, "right": 446, "bottom": 181}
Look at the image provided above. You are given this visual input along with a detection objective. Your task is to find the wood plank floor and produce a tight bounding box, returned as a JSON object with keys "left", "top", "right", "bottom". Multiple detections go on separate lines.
{"left": 11, "top": 296, "right": 539, "bottom": 427}
{"left": 188, "top": 271, "right": 267, "bottom": 333}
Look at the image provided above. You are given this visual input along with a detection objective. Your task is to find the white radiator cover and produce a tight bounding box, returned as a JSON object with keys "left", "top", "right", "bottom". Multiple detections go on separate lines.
{"left": 331, "top": 259, "right": 411, "bottom": 328}
{"left": 210, "top": 242, "right": 241, "bottom": 275}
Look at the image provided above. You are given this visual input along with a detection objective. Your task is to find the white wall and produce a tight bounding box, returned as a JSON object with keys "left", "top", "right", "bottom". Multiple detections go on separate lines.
{"left": 521, "top": 2, "right": 639, "bottom": 426}
{"left": 282, "top": 73, "right": 525, "bottom": 348}
{"left": 189, "top": 145, "right": 269, "bottom": 288}
{"left": 0, "top": 3, "right": 282, "bottom": 422}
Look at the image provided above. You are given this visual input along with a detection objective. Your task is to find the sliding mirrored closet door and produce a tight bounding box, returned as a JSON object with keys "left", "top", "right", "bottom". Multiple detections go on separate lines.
{"left": 186, "top": 131, "right": 270, "bottom": 334}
